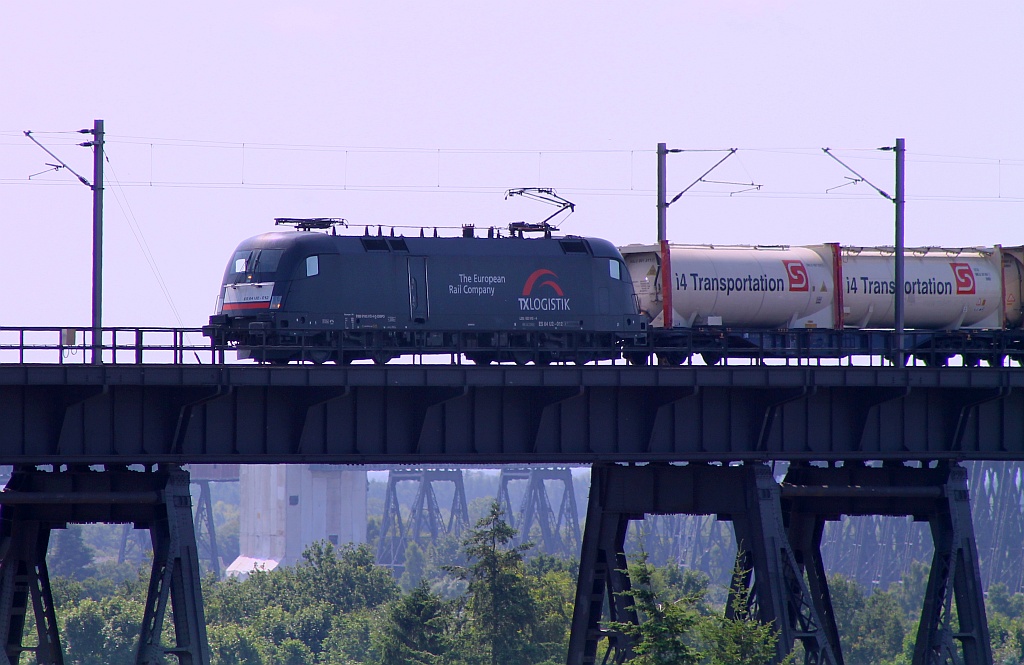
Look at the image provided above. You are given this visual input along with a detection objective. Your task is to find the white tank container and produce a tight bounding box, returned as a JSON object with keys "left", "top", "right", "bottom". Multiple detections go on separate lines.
{"left": 620, "top": 244, "right": 837, "bottom": 329}
{"left": 841, "top": 247, "right": 1003, "bottom": 329}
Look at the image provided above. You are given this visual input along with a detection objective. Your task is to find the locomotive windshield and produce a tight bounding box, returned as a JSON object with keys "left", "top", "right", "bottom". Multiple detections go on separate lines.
{"left": 230, "top": 248, "right": 284, "bottom": 277}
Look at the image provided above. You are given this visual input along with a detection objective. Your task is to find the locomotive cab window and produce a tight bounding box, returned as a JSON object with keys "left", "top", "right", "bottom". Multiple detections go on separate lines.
{"left": 306, "top": 255, "right": 319, "bottom": 277}
{"left": 232, "top": 249, "right": 284, "bottom": 275}
{"left": 253, "top": 249, "right": 283, "bottom": 273}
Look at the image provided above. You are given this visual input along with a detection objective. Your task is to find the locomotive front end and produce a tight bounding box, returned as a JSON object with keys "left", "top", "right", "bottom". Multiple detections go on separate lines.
{"left": 204, "top": 231, "right": 331, "bottom": 361}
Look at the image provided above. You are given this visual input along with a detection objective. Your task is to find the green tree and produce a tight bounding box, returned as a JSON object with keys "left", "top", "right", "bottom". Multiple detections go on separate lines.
{"left": 375, "top": 581, "right": 451, "bottom": 665}
{"left": 62, "top": 595, "right": 145, "bottom": 665}
{"left": 827, "top": 573, "right": 910, "bottom": 665}
{"left": 700, "top": 571, "right": 788, "bottom": 665}
{"left": 448, "top": 501, "right": 539, "bottom": 665}
{"left": 322, "top": 608, "right": 381, "bottom": 664}
{"left": 292, "top": 541, "right": 398, "bottom": 613}
{"left": 845, "top": 589, "right": 905, "bottom": 665}
{"left": 529, "top": 566, "right": 576, "bottom": 660}
{"left": 399, "top": 541, "right": 427, "bottom": 591}
{"left": 49, "top": 525, "right": 97, "bottom": 580}
{"left": 203, "top": 540, "right": 398, "bottom": 661}
{"left": 606, "top": 553, "right": 705, "bottom": 665}
{"left": 207, "top": 623, "right": 267, "bottom": 665}
{"left": 608, "top": 556, "right": 791, "bottom": 665}
{"left": 987, "top": 583, "right": 1024, "bottom": 619}
{"left": 988, "top": 610, "right": 1024, "bottom": 665}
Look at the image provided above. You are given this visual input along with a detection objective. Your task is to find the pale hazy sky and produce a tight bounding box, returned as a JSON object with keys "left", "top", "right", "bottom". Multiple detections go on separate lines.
{"left": 2, "top": 2, "right": 1022, "bottom": 329}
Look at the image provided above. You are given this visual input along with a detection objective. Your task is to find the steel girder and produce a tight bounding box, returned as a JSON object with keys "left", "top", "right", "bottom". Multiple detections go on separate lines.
{"left": 1, "top": 365, "right": 1024, "bottom": 464}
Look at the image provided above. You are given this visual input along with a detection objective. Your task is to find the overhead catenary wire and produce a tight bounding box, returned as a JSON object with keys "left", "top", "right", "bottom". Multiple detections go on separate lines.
{"left": 4, "top": 134, "right": 1024, "bottom": 206}
{"left": 104, "top": 153, "right": 195, "bottom": 340}
{"left": 4, "top": 130, "right": 1024, "bottom": 163}
{"left": 3, "top": 177, "right": 1024, "bottom": 203}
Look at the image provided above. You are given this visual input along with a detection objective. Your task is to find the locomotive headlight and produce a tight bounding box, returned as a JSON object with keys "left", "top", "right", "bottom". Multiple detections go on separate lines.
{"left": 270, "top": 296, "right": 282, "bottom": 309}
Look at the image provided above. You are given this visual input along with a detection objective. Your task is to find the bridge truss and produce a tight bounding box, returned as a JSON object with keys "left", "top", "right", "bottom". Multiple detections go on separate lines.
{"left": 2, "top": 361, "right": 1024, "bottom": 664}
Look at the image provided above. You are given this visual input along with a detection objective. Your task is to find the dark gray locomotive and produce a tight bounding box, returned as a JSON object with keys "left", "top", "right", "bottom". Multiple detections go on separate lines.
{"left": 203, "top": 227, "right": 648, "bottom": 364}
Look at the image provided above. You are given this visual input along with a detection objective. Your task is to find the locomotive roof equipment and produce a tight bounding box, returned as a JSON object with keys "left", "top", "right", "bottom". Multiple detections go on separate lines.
{"left": 274, "top": 217, "right": 348, "bottom": 232}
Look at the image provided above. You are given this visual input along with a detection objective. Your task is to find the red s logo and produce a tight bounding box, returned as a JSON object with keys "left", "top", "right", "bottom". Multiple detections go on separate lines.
{"left": 950, "top": 263, "right": 975, "bottom": 295}
{"left": 522, "top": 269, "right": 564, "bottom": 296}
{"left": 783, "top": 260, "right": 809, "bottom": 292}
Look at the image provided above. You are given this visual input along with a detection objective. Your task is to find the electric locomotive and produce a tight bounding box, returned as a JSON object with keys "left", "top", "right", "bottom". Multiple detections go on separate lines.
{"left": 203, "top": 219, "right": 647, "bottom": 364}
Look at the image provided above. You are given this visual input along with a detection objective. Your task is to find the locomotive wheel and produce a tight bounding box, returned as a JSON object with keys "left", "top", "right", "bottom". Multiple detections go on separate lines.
{"left": 308, "top": 350, "right": 331, "bottom": 364}
{"left": 512, "top": 351, "right": 533, "bottom": 366}
{"left": 466, "top": 353, "right": 496, "bottom": 365}
{"left": 657, "top": 351, "right": 687, "bottom": 366}
{"left": 885, "top": 353, "right": 911, "bottom": 367}
{"left": 372, "top": 353, "right": 393, "bottom": 365}
{"left": 700, "top": 353, "right": 722, "bottom": 366}
{"left": 573, "top": 353, "right": 595, "bottom": 366}
{"left": 990, "top": 353, "right": 1006, "bottom": 368}
{"left": 917, "top": 353, "right": 949, "bottom": 367}
{"left": 536, "top": 352, "right": 553, "bottom": 366}
{"left": 625, "top": 352, "right": 649, "bottom": 366}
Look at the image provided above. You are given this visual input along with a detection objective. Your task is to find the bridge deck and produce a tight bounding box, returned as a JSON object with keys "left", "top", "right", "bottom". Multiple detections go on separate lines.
{"left": 1, "top": 364, "right": 1022, "bottom": 464}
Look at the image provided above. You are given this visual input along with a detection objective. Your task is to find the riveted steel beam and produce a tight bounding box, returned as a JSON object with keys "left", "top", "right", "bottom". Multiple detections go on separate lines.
{"left": 0, "top": 365, "right": 1022, "bottom": 463}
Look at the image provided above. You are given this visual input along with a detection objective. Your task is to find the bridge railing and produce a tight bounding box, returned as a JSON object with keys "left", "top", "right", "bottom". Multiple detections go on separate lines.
{"left": 0, "top": 327, "right": 220, "bottom": 365}
{"left": 1, "top": 326, "right": 1019, "bottom": 367}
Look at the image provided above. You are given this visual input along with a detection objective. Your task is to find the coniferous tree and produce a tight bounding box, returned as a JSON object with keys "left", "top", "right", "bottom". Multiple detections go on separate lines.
{"left": 49, "top": 525, "right": 97, "bottom": 580}
{"left": 448, "top": 501, "right": 538, "bottom": 665}
{"left": 700, "top": 566, "right": 789, "bottom": 665}
{"left": 399, "top": 541, "right": 427, "bottom": 591}
{"left": 376, "top": 581, "right": 451, "bottom": 665}
{"left": 606, "top": 553, "right": 705, "bottom": 665}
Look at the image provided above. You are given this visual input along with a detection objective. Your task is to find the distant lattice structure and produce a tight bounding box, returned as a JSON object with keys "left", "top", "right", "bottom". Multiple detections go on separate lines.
{"left": 629, "top": 462, "right": 1024, "bottom": 594}
{"left": 376, "top": 469, "right": 470, "bottom": 572}
{"left": 497, "top": 467, "right": 581, "bottom": 558}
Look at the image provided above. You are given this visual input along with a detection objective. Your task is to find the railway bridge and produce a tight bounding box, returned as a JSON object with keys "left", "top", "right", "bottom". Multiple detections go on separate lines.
{"left": 1, "top": 329, "right": 1023, "bottom": 664}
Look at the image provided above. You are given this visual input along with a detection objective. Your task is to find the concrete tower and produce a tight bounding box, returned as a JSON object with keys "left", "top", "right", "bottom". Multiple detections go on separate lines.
{"left": 227, "top": 464, "right": 367, "bottom": 577}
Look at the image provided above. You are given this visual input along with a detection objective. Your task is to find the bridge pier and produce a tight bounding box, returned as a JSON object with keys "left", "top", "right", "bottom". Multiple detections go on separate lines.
{"left": 567, "top": 463, "right": 839, "bottom": 665}
{"left": 569, "top": 461, "right": 993, "bottom": 665}
{"left": 782, "top": 462, "right": 992, "bottom": 665}
{"left": 0, "top": 465, "right": 209, "bottom": 665}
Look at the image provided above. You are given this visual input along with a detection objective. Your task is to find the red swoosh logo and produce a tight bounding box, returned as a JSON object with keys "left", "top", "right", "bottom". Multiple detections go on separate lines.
{"left": 522, "top": 269, "right": 564, "bottom": 296}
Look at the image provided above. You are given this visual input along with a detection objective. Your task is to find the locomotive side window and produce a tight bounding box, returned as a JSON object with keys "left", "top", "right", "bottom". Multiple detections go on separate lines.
{"left": 306, "top": 255, "right": 319, "bottom": 277}
{"left": 609, "top": 259, "right": 622, "bottom": 280}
